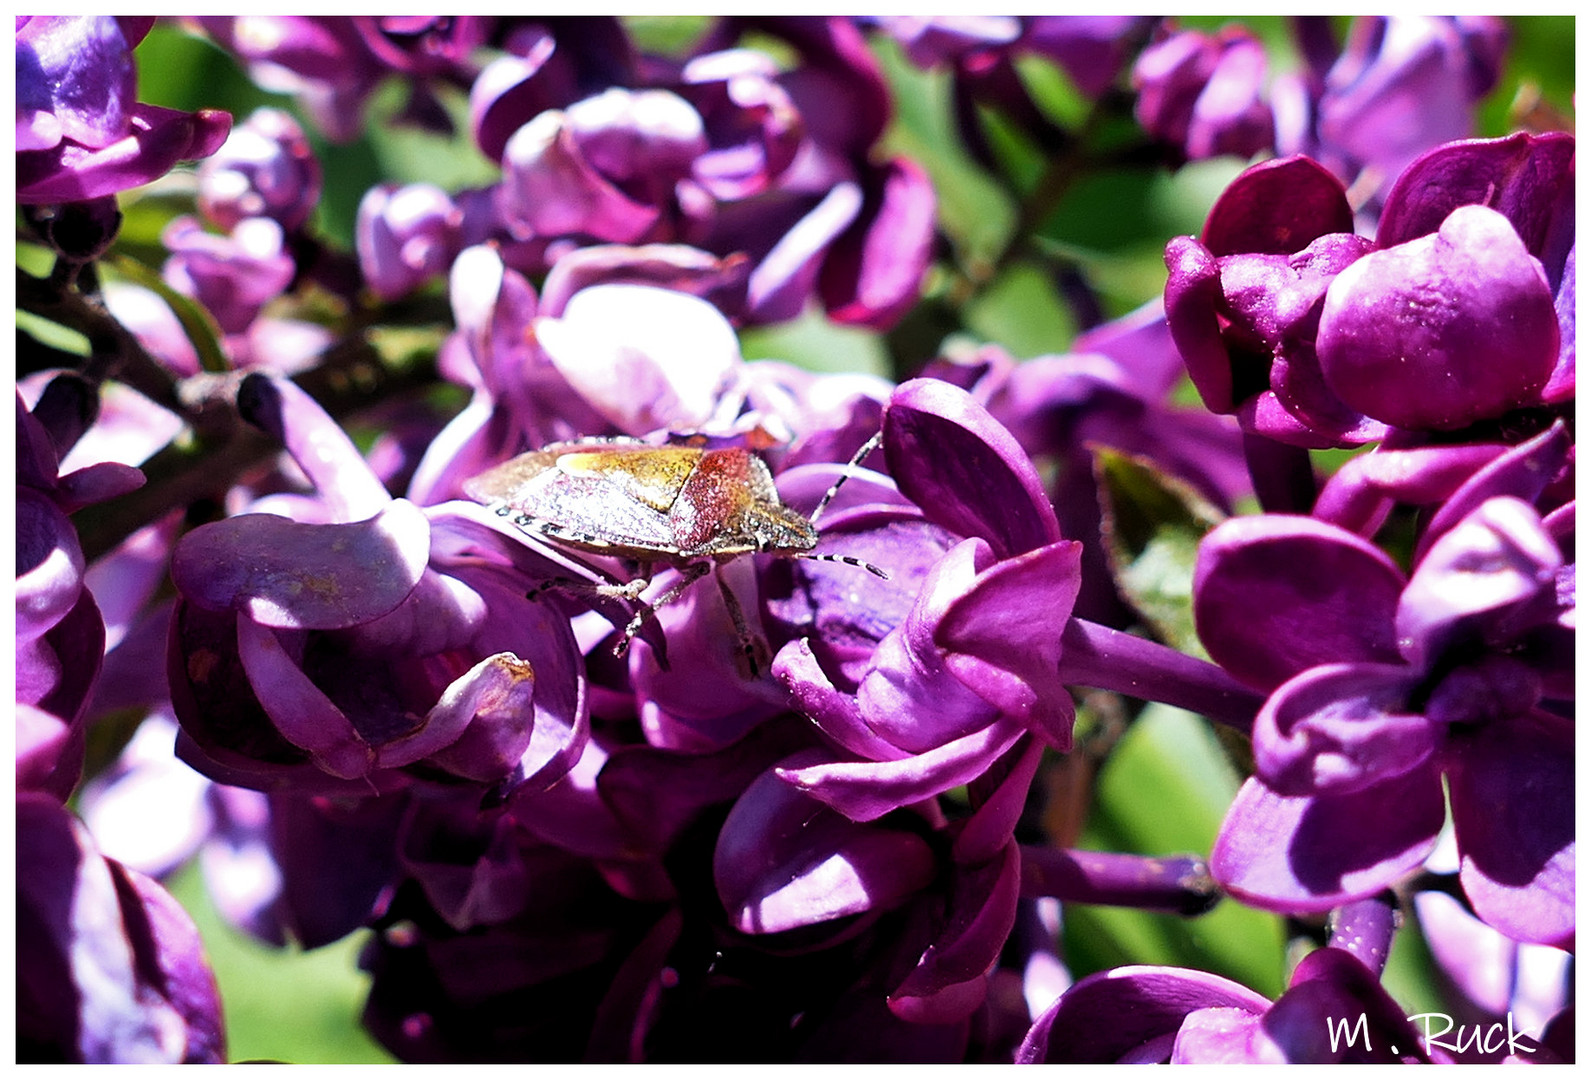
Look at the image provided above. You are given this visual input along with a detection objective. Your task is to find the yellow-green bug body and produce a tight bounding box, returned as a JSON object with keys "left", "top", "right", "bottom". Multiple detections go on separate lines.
{"left": 464, "top": 436, "right": 887, "bottom": 669}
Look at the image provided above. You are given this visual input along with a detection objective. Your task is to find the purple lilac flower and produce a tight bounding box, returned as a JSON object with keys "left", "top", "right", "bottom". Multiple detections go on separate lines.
{"left": 17, "top": 388, "right": 145, "bottom": 800}
{"left": 1133, "top": 25, "right": 1273, "bottom": 163}
{"left": 356, "top": 183, "right": 463, "bottom": 301}
{"left": 17, "top": 16, "right": 232, "bottom": 204}
{"left": 1282, "top": 17, "right": 1510, "bottom": 204}
{"left": 166, "top": 374, "right": 588, "bottom": 795}
{"left": 466, "top": 16, "right": 936, "bottom": 330}
{"left": 1165, "top": 131, "right": 1574, "bottom": 449}
{"left": 196, "top": 107, "right": 322, "bottom": 233}
{"left": 1194, "top": 491, "right": 1573, "bottom": 946}
{"left": 161, "top": 216, "right": 296, "bottom": 336}
{"left": 17, "top": 793, "right": 226, "bottom": 1063}
{"left": 183, "top": 17, "right": 491, "bottom": 143}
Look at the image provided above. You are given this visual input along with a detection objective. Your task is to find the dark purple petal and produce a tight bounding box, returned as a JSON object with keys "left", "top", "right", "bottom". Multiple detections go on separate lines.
{"left": 171, "top": 500, "right": 430, "bottom": 630}
{"left": 1252, "top": 661, "right": 1433, "bottom": 795}
{"left": 108, "top": 865, "right": 226, "bottom": 1062}
{"left": 17, "top": 793, "right": 219, "bottom": 1063}
{"left": 890, "top": 839, "right": 1021, "bottom": 1021}
{"left": 1544, "top": 242, "right": 1574, "bottom": 403}
{"left": 715, "top": 751, "right": 938, "bottom": 933}
{"left": 1201, "top": 156, "right": 1353, "bottom": 257}
{"left": 1447, "top": 710, "right": 1573, "bottom": 947}
{"left": 1376, "top": 131, "right": 1577, "bottom": 256}
{"left": 1164, "top": 235, "right": 1236, "bottom": 412}
{"left": 1414, "top": 421, "right": 1571, "bottom": 563}
{"left": 1397, "top": 497, "right": 1562, "bottom": 670}
{"left": 1211, "top": 769, "right": 1445, "bottom": 912}
{"left": 1193, "top": 515, "right": 1406, "bottom": 691}
{"left": 1258, "top": 947, "right": 1433, "bottom": 1063}
{"left": 818, "top": 156, "right": 936, "bottom": 330}
{"left": 885, "top": 378, "right": 1062, "bottom": 559}
{"left": 1318, "top": 205, "right": 1558, "bottom": 431}
{"left": 1018, "top": 965, "right": 1271, "bottom": 1063}
{"left": 743, "top": 180, "right": 863, "bottom": 325}
{"left": 235, "top": 618, "right": 374, "bottom": 779}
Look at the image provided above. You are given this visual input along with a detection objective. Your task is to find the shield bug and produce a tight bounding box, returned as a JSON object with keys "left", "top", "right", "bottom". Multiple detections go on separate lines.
{"left": 463, "top": 433, "right": 888, "bottom": 674}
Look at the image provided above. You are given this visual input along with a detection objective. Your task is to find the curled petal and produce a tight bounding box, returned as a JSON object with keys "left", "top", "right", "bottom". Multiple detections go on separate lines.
{"left": 1397, "top": 496, "right": 1562, "bottom": 669}
{"left": 1163, "top": 236, "right": 1234, "bottom": 412}
{"left": 937, "top": 539, "right": 1081, "bottom": 749}
{"left": 382, "top": 652, "right": 536, "bottom": 779}
{"left": 776, "top": 716, "right": 1028, "bottom": 823}
{"left": 1252, "top": 662, "right": 1433, "bottom": 795}
{"left": 171, "top": 500, "right": 431, "bottom": 630}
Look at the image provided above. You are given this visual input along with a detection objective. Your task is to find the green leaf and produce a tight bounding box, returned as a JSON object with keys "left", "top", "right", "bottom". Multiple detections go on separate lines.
{"left": 103, "top": 252, "right": 232, "bottom": 374}
{"left": 1095, "top": 447, "right": 1226, "bottom": 657}
{"left": 1066, "top": 703, "right": 1284, "bottom": 998}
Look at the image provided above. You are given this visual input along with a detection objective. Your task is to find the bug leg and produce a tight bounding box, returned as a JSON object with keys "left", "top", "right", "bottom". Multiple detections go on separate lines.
{"left": 526, "top": 576, "right": 651, "bottom": 603}
{"left": 712, "top": 563, "right": 766, "bottom": 680}
{"left": 612, "top": 561, "right": 712, "bottom": 658}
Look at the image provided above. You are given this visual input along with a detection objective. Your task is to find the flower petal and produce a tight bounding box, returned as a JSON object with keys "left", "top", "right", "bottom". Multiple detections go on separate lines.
{"left": 1211, "top": 770, "right": 1444, "bottom": 912}
{"left": 171, "top": 500, "right": 430, "bottom": 630}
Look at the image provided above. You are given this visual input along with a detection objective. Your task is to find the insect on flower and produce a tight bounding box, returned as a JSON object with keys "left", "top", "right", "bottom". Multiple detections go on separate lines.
{"left": 463, "top": 432, "right": 889, "bottom": 675}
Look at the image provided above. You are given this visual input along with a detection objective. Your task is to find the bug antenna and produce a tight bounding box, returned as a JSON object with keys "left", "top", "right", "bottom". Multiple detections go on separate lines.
{"left": 810, "top": 431, "right": 884, "bottom": 528}
{"left": 794, "top": 551, "right": 890, "bottom": 580}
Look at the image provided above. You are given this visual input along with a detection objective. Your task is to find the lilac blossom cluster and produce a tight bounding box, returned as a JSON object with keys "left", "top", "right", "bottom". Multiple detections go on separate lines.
{"left": 15, "top": 15, "right": 1574, "bottom": 1064}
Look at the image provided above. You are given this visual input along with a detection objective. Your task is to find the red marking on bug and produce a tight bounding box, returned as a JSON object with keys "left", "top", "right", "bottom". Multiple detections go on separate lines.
{"left": 463, "top": 434, "right": 888, "bottom": 675}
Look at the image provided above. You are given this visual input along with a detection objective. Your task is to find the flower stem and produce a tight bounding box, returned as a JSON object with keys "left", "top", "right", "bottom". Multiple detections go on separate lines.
{"left": 1019, "top": 846, "right": 1218, "bottom": 915}
{"left": 1060, "top": 618, "right": 1262, "bottom": 733}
